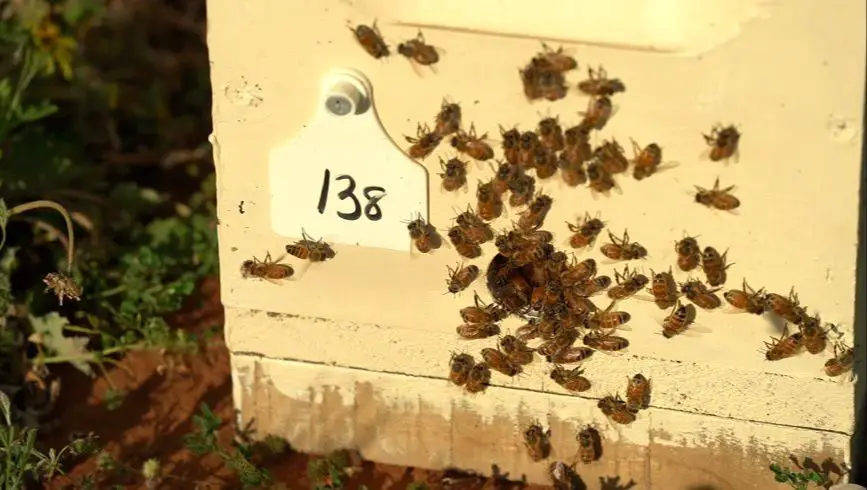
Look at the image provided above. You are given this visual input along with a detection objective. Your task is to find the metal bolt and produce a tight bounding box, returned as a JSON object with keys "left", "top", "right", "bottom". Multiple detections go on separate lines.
{"left": 325, "top": 94, "right": 354, "bottom": 116}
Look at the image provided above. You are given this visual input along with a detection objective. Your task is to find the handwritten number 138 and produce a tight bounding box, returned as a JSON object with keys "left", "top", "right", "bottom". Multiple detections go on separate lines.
{"left": 317, "top": 169, "right": 386, "bottom": 221}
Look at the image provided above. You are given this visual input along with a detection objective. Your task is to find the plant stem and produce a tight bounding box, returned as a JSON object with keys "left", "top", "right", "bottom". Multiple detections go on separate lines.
{"left": 8, "top": 200, "right": 75, "bottom": 273}
{"left": 38, "top": 344, "right": 143, "bottom": 365}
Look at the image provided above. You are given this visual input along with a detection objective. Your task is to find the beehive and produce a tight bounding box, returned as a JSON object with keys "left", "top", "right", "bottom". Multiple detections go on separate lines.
{"left": 207, "top": 0, "right": 866, "bottom": 487}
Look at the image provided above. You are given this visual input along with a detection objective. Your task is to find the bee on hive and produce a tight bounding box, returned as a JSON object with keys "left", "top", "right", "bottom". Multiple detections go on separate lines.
{"left": 594, "top": 139, "right": 629, "bottom": 174}
{"left": 523, "top": 422, "right": 552, "bottom": 461}
{"left": 701, "top": 246, "right": 732, "bottom": 286}
{"left": 285, "top": 230, "right": 336, "bottom": 262}
{"left": 476, "top": 179, "right": 504, "bottom": 221}
{"left": 695, "top": 177, "right": 740, "bottom": 211}
{"left": 538, "top": 116, "right": 565, "bottom": 151}
{"left": 433, "top": 99, "right": 461, "bottom": 136}
{"left": 446, "top": 263, "right": 480, "bottom": 295}
{"left": 405, "top": 214, "right": 441, "bottom": 254}
{"left": 404, "top": 123, "right": 442, "bottom": 160}
{"left": 824, "top": 341, "right": 854, "bottom": 378}
{"left": 703, "top": 124, "right": 741, "bottom": 162}
{"left": 579, "top": 95, "right": 614, "bottom": 131}
{"left": 724, "top": 278, "right": 766, "bottom": 315}
{"left": 764, "top": 324, "right": 805, "bottom": 361}
{"left": 348, "top": 21, "right": 389, "bottom": 59}
{"left": 597, "top": 395, "right": 636, "bottom": 425}
{"left": 600, "top": 230, "right": 647, "bottom": 261}
{"left": 451, "top": 124, "right": 494, "bottom": 161}
{"left": 448, "top": 353, "right": 475, "bottom": 386}
{"left": 500, "top": 126, "right": 522, "bottom": 165}
{"left": 240, "top": 252, "right": 294, "bottom": 283}
{"left": 577, "top": 65, "right": 626, "bottom": 96}
{"left": 481, "top": 347, "right": 522, "bottom": 376}
{"left": 680, "top": 279, "right": 723, "bottom": 310}
{"left": 397, "top": 30, "right": 440, "bottom": 69}
{"left": 566, "top": 213, "right": 605, "bottom": 250}
{"left": 674, "top": 235, "right": 702, "bottom": 272}
{"left": 625, "top": 374, "right": 652, "bottom": 411}
{"left": 464, "top": 362, "right": 491, "bottom": 393}
{"left": 608, "top": 265, "right": 649, "bottom": 300}
{"left": 438, "top": 157, "right": 468, "bottom": 192}
{"left": 576, "top": 427, "right": 601, "bottom": 464}
{"left": 549, "top": 365, "right": 591, "bottom": 392}
{"left": 662, "top": 300, "right": 697, "bottom": 338}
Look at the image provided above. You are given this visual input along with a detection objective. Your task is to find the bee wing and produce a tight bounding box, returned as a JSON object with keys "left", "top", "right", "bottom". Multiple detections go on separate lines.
{"left": 682, "top": 322, "right": 712, "bottom": 335}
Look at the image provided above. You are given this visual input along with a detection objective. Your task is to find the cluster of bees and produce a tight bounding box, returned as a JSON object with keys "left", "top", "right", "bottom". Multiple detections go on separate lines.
{"left": 348, "top": 21, "right": 441, "bottom": 69}
{"left": 239, "top": 231, "right": 336, "bottom": 282}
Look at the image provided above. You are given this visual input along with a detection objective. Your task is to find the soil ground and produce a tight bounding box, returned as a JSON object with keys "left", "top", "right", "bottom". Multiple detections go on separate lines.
{"left": 41, "top": 277, "right": 549, "bottom": 490}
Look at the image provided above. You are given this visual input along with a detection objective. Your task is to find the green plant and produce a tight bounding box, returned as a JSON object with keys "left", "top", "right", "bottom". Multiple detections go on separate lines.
{"left": 770, "top": 463, "right": 827, "bottom": 489}
{"left": 306, "top": 450, "right": 368, "bottom": 490}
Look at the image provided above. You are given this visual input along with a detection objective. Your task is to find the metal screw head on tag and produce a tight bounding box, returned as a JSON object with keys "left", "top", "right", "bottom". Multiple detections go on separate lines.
{"left": 323, "top": 76, "right": 368, "bottom": 116}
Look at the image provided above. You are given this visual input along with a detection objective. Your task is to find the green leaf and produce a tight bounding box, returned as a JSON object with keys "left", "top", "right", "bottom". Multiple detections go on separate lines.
{"left": 29, "top": 312, "right": 93, "bottom": 376}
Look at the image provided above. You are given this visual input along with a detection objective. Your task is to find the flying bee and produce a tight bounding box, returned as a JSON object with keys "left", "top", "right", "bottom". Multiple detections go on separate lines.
{"left": 566, "top": 213, "right": 605, "bottom": 249}
{"left": 531, "top": 147, "right": 559, "bottom": 179}
{"left": 576, "top": 427, "right": 600, "bottom": 464}
{"left": 799, "top": 315, "right": 834, "bottom": 355}
{"left": 448, "top": 353, "right": 475, "bottom": 386}
{"left": 500, "top": 335, "right": 535, "bottom": 365}
{"left": 662, "top": 300, "right": 697, "bottom": 338}
{"left": 405, "top": 215, "right": 441, "bottom": 253}
{"left": 583, "top": 328, "right": 629, "bottom": 351}
{"left": 517, "top": 131, "right": 540, "bottom": 167}
{"left": 601, "top": 230, "right": 647, "bottom": 261}
{"left": 680, "top": 279, "right": 722, "bottom": 310}
{"left": 446, "top": 263, "right": 480, "bottom": 295}
{"left": 534, "top": 42, "right": 578, "bottom": 72}
{"left": 586, "top": 301, "right": 630, "bottom": 330}
{"left": 476, "top": 179, "right": 504, "bottom": 221}
{"left": 574, "top": 275, "right": 612, "bottom": 296}
{"left": 523, "top": 422, "right": 552, "bottom": 462}
{"left": 397, "top": 30, "right": 440, "bottom": 67}
{"left": 764, "top": 287, "right": 806, "bottom": 324}
{"left": 674, "top": 235, "right": 701, "bottom": 272}
{"left": 625, "top": 374, "right": 651, "bottom": 411}
{"left": 579, "top": 96, "right": 614, "bottom": 131}
{"left": 240, "top": 252, "right": 294, "bottom": 283}
{"left": 724, "top": 278, "right": 766, "bottom": 314}
{"left": 608, "top": 265, "right": 649, "bottom": 300}
{"left": 517, "top": 194, "right": 554, "bottom": 231}
{"left": 648, "top": 267, "right": 680, "bottom": 309}
{"left": 548, "top": 346, "right": 595, "bottom": 364}
{"left": 455, "top": 206, "right": 494, "bottom": 243}
{"left": 286, "top": 230, "right": 336, "bottom": 262}
{"left": 597, "top": 395, "right": 636, "bottom": 425}
{"left": 558, "top": 153, "right": 587, "bottom": 187}
{"left": 461, "top": 292, "right": 508, "bottom": 324}
{"left": 448, "top": 225, "right": 481, "bottom": 258}
{"left": 464, "top": 363, "right": 491, "bottom": 393}
{"left": 550, "top": 365, "right": 591, "bottom": 393}
{"left": 451, "top": 124, "right": 494, "bottom": 161}
{"left": 492, "top": 159, "right": 523, "bottom": 194}
{"left": 456, "top": 322, "right": 501, "bottom": 340}
{"left": 764, "top": 323, "right": 805, "bottom": 361}
{"left": 508, "top": 174, "right": 536, "bottom": 207}
{"left": 434, "top": 99, "right": 462, "bottom": 136}
{"left": 631, "top": 139, "right": 663, "bottom": 180}
{"left": 824, "top": 342, "right": 854, "bottom": 378}
{"left": 500, "top": 126, "right": 522, "bottom": 164}
{"left": 594, "top": 139, "right": 629, "bottom": 174}
{"left": 348, "top": 21, "right": 389, "bottom": 59}
{"left": 703, "top": 124, "right": 741, "bottom": 162}
{"left": 538, "top": 116, "right": 565, "bottom": 151}
{"left": 701, "top": 246, "right": 732, "bottom": 286}
{"left": 695, "top": 177, "right": 740, "bottom": 211}
{"left": 561, "top": 257, "right": 597, "bottom": 285}
{"left": 481, "top": 347, "right": 522, "bottom": 376}
{"left": 438, "top": 157, "right": 468, "bottom": 192}
{"left": 577, "top": 65, "right": 625, "bottom": 96}
{"left": 586, "top": 160, "right": 616, "bottom": 193}
{"left": 405, "top": 123, "right": 443, "bottom": 160}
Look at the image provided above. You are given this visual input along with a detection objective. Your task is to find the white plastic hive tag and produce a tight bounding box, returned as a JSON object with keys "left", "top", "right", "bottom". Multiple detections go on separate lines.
{"left": 269, "top": 69, "right": 428, "bottom": 252}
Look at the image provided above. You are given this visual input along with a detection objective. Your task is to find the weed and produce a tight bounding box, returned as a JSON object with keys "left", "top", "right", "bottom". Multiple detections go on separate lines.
{"left": 770, "top": 463, "right": 827, "bottom": 489}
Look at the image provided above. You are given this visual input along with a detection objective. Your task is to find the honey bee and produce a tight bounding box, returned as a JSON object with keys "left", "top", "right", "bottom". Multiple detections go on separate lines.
{"left": 631, "top": 139, "right": 663, "bottom": 180}
{"left": 576, "top": 427, "right": 600, "bottom": 464}
{"left": 560, "top": 257, "right": 597, "bottom": 286}
{"left": 703, "top": 124, "right": 741, "bottom": 162}
{"left": 800, "top": 315, "right": 833, "bottom": 355}
{"left": 434, "top": 99, "right": 462, "bottom": 136}
{"left": 537, "top": 328, "right": 578, "bottom": 357}
{"left": 597, "top": 395, "right": 636, "bottom": 424}
{"left": 724, "top": 278, "right": 766, "bottom": 314}
{"left": 548, "top": 346, "right": 595, "bottom": 364}
{"left": 680, "top": 280, "right": 722, "bottom": 310}
{"left": 500, "top": 335, "right": 535, "bottom": 365}
{"left": 600, "top": 230, "right": 647, "bottom": 261}
{"left": 406, "top": 215, "right": 441, "bottom": 253}
{"left": 534, "top": 42, "right": 578, "bottom": 72}
{"left": 662, "top": 300, "right": 697, "bottom": 338}
{"left": 608, "top": 265, "right": 649, "bottom": 300}
{"left": 531, "top": 147, "right": 559, "bottom": 179}
{"left": 574, "top": 275, "right": 612, "bottom": 296}
{"left": 349, "top": 21, "right": 389, "bottom": 59}
{"left": 563, "top": 125, "right": 593, "bottom": 163}
{"left": 455, "top": 206, "right": 494, "bottom": 244}
{"left": 550, "top": 365, "right": 591, "bottom": 392}
{"left": 523, "top": 422, "right": 552, "bottom": 462}
{"left": 558, "top": 153, "right": 587, "bottom": 187}
{"left": 397, "top": 30, "right": 440, "bottom": 67}
{"left": 456, "top": 322, "right": 501, "bottom": 340}
{"left": 286, "top": 230, "right": 337, "bottom": 262}
{"left": 583, "top": 328, "right": 629, "bottom": 351}
{"left": 438, "top": 157, "right": 468, "bottom": 192}
{"left": 405, "top": 123, "right": 443, "bottom": 160}
{"left": 594, "top": 139, "right": 629, "bottom": 174}
{"left": 824, "top": 342, "right": 854, "bottom": 378}
{"left": 549, "top": 461, "right": 578, "bottom": 489}
{"left": 464, "top": 362, "right": 491, "bottom": 393}
{"left": 448, "top": 225, "right": 481, "bottom": 259}
{"left": 481, "top": 347, "right": 522, "bottom": 376}
{"left": 461, "top": 292, "right": 508, "bottom": 325}
{"left": 476, "top": 179, "right": 504, "bottom": 221}
{"left": 674, "top": 235, "right": 701, "bottom": 272}
{"left": 577, "top": 66, "right": 626, "bottom": 96}
{"left": 538, "top": 117, "right": 565, "bottom": 151}
{"left": 492, "top": 159, "right": 522, "bottom": 194}
{"left": 448, "top": 353, "right": 475, "bottom": 386}
{"left": 446, "top": 263, "right": 480, "bottom": 295}
{"left": 579, "top": 96, "right": 614, "bottom": 131}
{"left": 625, "top": 374, "right": 651, "bottom": 411}
{"left": 517, "top": 131, "right": 540, "bottom": 168}
{"left": 500, "top": 126, "right": 522, "bottom": 165}
{"left": 764, "top": 287, "right": 806, "bottom": 324}
{"left": 586, "top": 301, "right": 630, "bottom": 330}
{"left": 517, "top": 194, "right": 554, "bottom": 231}
{"left": 649, "top": 267, "right": 680, "bottom": 309}
{"left": 586, "top": 160, "right": 616, "bottom": 193}
{"left": 451, "top": 124, "right": 494, "bottom": 161}
{"left": 695, "top": 177, "right": 740, "bottom": 211}
{"left": 701, "top": 246, "right": 732, "bottom": 287}
{"left": 566, "top": 213, "right": 605, "bottom": 249}
{"left": 508, "top": 174, "right": 536, "bottom": 207}
{"left": 764, "top": 323, "right": 805, "bottom": 361}
{"left": 240, "top": 252, "right": 294, "bottom": 283}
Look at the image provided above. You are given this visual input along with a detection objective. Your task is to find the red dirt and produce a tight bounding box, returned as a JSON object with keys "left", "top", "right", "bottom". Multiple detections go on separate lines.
{"left": 41, "top": 277, "right": 549, "bottom": 490}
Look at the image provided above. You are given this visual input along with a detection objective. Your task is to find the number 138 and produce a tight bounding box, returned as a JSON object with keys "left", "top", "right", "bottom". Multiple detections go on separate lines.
{"left": 316, "top": 169, "right": 386, "bottom": 221}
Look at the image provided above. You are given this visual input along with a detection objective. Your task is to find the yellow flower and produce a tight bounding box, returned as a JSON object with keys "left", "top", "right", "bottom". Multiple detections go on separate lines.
{"left": 30, "top": 18, "right": 77, "bottom": 80}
